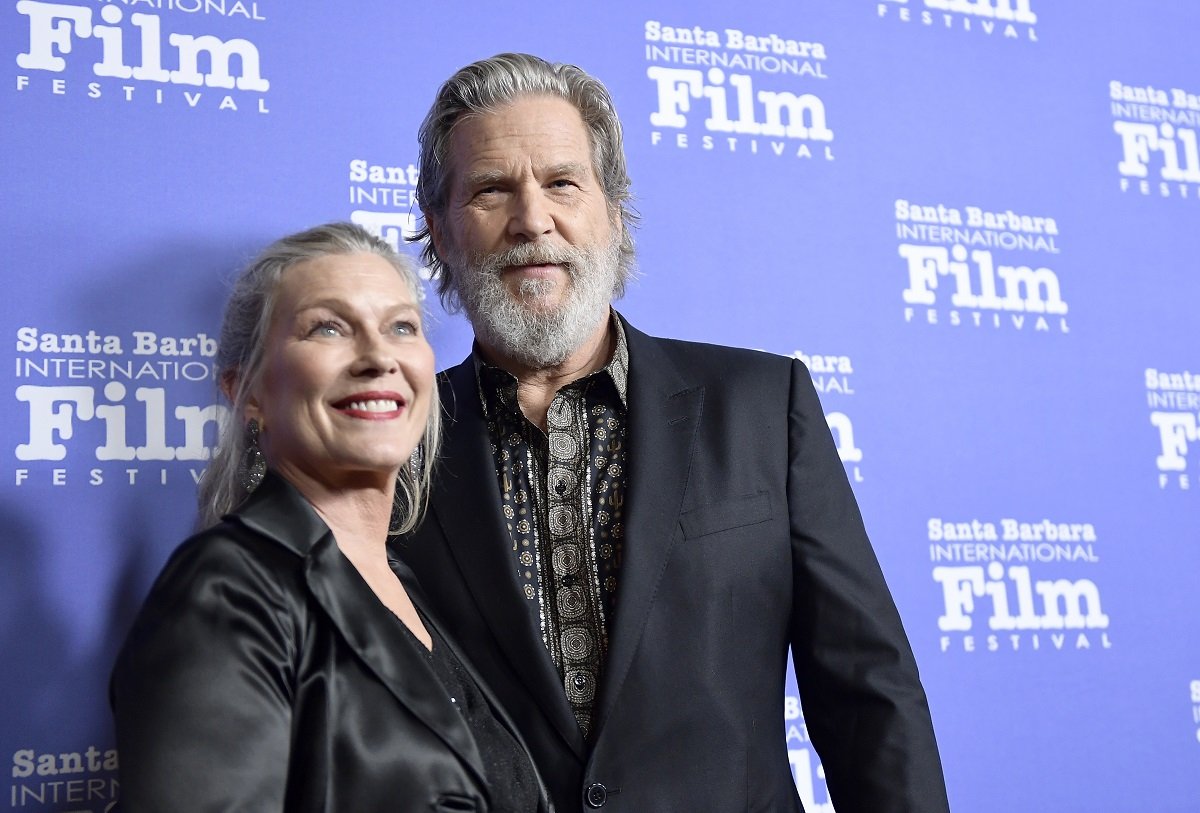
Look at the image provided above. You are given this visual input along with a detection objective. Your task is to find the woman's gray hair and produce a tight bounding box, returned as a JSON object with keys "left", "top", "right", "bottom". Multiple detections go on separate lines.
{"left": 412, "top": 52, "right": 638, "bottom": 308}
{"left": 198, "top": 222, "right": 441, "bottom": 533}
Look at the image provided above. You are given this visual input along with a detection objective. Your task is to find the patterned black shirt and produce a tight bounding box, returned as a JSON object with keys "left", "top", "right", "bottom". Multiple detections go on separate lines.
{"left": 475, "top": 317, "right": 629, "bottom": 739}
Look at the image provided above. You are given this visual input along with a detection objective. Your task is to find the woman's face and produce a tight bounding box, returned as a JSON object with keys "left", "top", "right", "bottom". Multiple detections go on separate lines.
{"left": 246, "top": 252, "right": 434, "bottom": 489}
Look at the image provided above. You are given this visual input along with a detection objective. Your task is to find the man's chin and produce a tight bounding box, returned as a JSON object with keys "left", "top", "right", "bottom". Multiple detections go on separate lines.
{"left": 510, "top": 298, "right": 568, "bottom": 319}
{"left": 509, "top": 279, "right": 568, "bottom": 307}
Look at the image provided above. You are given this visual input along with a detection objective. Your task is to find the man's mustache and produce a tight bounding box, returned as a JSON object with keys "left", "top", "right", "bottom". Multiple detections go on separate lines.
{"left": 472, "top": 243, "right": 586, "bottom": 278}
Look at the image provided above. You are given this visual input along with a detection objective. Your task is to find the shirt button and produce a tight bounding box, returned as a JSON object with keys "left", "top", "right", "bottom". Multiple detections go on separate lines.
{"left": 585, "top": 782, "right": 607, "bottom": 808}
{"left": 572, "top": 673, "right": 588, "bottom": 689}
{"left": 554, "top": 480, "right": 567, "bottom": 495}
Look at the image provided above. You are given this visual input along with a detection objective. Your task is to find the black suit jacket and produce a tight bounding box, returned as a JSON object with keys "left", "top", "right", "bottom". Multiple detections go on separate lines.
{"left": 397, "top": 317, "right": 949, "bottom": 813}
{"left": 111, "top": 472, "right": 549, "bottom": 812}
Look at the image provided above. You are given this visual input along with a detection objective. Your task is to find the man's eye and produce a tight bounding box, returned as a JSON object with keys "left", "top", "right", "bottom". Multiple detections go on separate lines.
{"left": 393, "top": 320, "right": 418, "bottom": 336}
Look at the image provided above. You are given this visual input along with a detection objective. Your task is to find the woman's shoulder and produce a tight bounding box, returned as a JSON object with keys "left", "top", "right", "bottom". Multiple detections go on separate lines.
{"left": 161, "top": 472, "right": 325, "bottom": 590}
{"left": 142, "top": 517, "right": 309, "bottom": 622}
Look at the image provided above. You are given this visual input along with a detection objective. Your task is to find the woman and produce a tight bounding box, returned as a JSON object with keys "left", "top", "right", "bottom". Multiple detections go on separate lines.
{"left": 110, "top": 223, "right": 546, "bottom": 812}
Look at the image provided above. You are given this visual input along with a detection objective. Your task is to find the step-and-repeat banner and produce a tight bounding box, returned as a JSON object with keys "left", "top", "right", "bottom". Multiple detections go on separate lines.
{"left": 4, "top": 2, "right": 1198, "bottom": 811}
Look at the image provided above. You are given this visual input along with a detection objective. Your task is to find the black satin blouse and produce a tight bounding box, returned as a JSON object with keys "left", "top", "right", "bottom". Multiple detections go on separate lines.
{"left": 110, "top": 472, "right": 547, "bottom": 813}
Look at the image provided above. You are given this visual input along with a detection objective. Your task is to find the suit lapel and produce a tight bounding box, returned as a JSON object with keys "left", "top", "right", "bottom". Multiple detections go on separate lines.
{"left": 231, "top": 473, "right": 489, "bottom": 790}
{"left": 592, "top": 319, "right": 704, "bottom": 740}
{"left": 430, "top": 359, "right": 587, "bottom": 757}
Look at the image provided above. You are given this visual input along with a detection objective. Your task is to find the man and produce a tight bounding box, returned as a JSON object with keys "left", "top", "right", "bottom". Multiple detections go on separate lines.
{"left": 397, "top": 53, "right": 950, "bottom": 812}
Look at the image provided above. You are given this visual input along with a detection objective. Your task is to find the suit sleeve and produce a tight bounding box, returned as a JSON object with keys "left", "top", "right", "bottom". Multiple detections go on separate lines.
{"left": 785, "top": 359, "right": 951, "bottom": 813}
{"left": 110, "top": 531, "right": 298, "bottom": 812}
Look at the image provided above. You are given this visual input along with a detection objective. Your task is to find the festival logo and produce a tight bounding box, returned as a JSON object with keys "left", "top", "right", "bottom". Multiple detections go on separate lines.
{"left": 9, "top": 744, "right": 119, "bottom": 812}
{"left": 12, "top": 325, "right": 225, "bottom": 489}
{"left": 875, "top": 0, "right": 1038, "bottom": 42}
{"left": 346, "top": 157, "right": 432, "bottom": 284}
{"left": 1110, "top": 80, "right": 1200, "bottom": 201}
{"left": 927, "top": 516, "right": 1112, "bottom": 654}
{"left": 785, "top": 696, "right": 834, "bottom": 812}
{"left": 1145, "top": 367, "right": 1199, "bottom": 491}
{"left": 642, "top": 19, "right": 834, "bottom": 161}
{"left": 895, "top": 197, "right": 1069, "bottom": 334}
{"left": 14, "top": 0, "right": 270, "bottom": 114}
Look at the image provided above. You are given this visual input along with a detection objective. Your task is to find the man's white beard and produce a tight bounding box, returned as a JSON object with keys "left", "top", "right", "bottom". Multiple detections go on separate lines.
{"left": 445, "top": 238, "right": 620, "bottom": 369}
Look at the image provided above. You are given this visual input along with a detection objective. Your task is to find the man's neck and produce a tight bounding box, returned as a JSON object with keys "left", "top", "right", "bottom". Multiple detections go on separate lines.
{"left": 478, "top": 310, "right": 614, "bottom": 431}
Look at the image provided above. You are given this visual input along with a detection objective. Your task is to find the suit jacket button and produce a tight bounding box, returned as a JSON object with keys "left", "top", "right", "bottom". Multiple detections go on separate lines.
{"left": 585, "top": 782, "right": 607, "bottom": 808}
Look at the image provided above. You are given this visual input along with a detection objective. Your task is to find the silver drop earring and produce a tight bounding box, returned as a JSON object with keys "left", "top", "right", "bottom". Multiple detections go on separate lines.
{"left": 241, "top": 418, "right": 266, "bottom": 492}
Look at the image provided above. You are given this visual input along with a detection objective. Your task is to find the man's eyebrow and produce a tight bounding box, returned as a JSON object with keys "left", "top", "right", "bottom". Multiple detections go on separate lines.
{"left": 545, "top": 161, "right": 590, "bottom": 177}
{"left": 462, "top": 162, "right": 591, "bottom": 187}
{"left": 463, "top": 169, "right": 507, "bottom": 187}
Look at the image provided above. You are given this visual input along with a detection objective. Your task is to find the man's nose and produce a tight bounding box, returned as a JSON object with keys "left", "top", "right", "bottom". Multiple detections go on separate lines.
{"left": 507, "top": 187, "right": 554, "bottom": 242}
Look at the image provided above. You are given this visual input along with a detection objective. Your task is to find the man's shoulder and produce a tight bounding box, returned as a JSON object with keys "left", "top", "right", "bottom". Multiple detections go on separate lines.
{"left": 626, "top": 323, "right": 795, "bottom": 379}
{"left": 653, "top": 334, "right": 788, "bottom": 364}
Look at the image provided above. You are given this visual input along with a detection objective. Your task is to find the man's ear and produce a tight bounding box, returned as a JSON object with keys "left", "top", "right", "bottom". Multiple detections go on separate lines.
{"left": 426, "top": 215, "right": 445, "bottom": 263}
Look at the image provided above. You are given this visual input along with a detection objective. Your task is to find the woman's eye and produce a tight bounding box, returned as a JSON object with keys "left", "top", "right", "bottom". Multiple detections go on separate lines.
{"left": 309, "top": 321, "right": 342, "bottom": 337}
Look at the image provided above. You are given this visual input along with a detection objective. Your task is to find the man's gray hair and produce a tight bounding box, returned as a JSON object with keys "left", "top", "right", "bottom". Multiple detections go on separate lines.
{"left": 198, "top": 222, "right": 441, "bottom": 532}
{"left": 412, "top": 52, "right": 638, "bottom": 308}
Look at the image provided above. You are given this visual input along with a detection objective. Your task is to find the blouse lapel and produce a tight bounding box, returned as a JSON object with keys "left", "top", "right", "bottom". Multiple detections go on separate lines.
{"left": 303, "top": 534, "right": 489, "bottom": 790}
{"left": 230, "top": 472, "right": 490, "bottom": 792}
